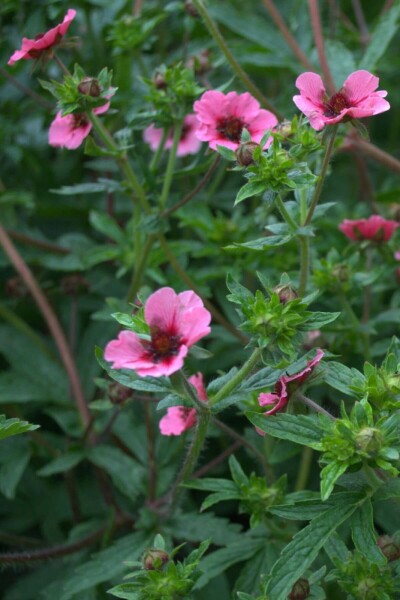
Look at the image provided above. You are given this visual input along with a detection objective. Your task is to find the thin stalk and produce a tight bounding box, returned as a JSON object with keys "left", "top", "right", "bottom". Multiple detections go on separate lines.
{"left": 294, "top": 446, "right": 313, "bottom": 491}
{"left": 52, "top": 52, "right": 71, "bottom": 76}
{"left": 298, "top": 236, "right": 310, "bottom": 296}
{"left": 170, "top": 371, "right": 208, "bottom": 412}
{"left": 0, "top": 225, "right": 91, "bottom": 428}
{"left": 159, "top": 120, "right": 183, "bottom": 210}
{"left": 212, "top": 417, "right": 274, "bottom": 483}
{"left": 149, "top": 128, "right": 169, "bottom": 172}
{"left": 127, "top": 234, "right": 156, "bottom": 302}
{"left": 295, "top": 392, "right": 335, "bottom": 420}
{"left": 6, "top": 229, "right": 69, "bottom": 254}
{"left": 308, "top": 0, "right": 336, "bottom": 95}
{"left": 192, "top": 0, "right": 282, "bottom": 119}
{"left": 352, "top": 0, "right": 370, "bottom": 46}
{"left": 169, "top": 410, "right": 210, "bottom": 511}
{"left": 210, "top": 348, "right": 262, "bottom": 407}
{"left": 349, "top": 138, "right": 400, "bottom": 174}
{"left": 275, "top": 194, "right": 298, "bottom": 230}
{"left": 192, "top": 441, "right": 242, "bottom": 478}
{"left": 305, "top": 126, "right": 338, "bottom": 225}
{"left": 261, "top": 0, "right": 314, "bottom": 70}
{"left": 162, "top": 155, "right": 222, "bottom": 217}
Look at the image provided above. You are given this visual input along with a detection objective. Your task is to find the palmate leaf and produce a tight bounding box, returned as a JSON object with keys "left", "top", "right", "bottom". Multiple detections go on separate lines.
{"left": 0, "top": 414, "right": 39, "bottom": 441}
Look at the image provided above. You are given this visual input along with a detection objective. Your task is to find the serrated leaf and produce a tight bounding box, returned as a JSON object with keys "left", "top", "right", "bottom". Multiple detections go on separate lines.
{"left": 225, "top": 234, "right": 293, "bottom": 251}
{"left": 38, "top": 449, "right": 85, "bottom": 477}
{"left": 234, "top": 180, "right": 267, "bottom": 205}
{"left": 229, "top": 455, "right": 249, "bottom": 486}
{"left": 0, "top": 415, "right": 39, "bottom": 440}
{"left": 168, "top": 512, "right": 242, "bottom": 546}
{"left": 350, "top": 499, "right": 386, "bottom": 565}
{"left": 201, "top": 491, "right": 242, "bottom": 511}
{"left": 0, "top": 439, "right": 31, "bottom": 499}
{"left": 301, "top": 311, "right": 341, "bottom": 330}
{"left": 89, "top": 211, "right": 125, "bottom": 244}
{"left": 245, "top": 413, "right": 324, "bottom": 449}
{"left": 323, "top": 361, "right": 363, "bottom": 396}
{"left": 320, "top": 461, "right": 348, "bottom": 501}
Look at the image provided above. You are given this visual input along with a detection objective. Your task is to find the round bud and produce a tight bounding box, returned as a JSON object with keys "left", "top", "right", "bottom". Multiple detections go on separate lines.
{"left": 288, "top": 578, "right": 310, "bottom": 600}
{"left": 184, "top": 1, "right": 199, "bottom": 17}
{"left": 332, "top": 264, "right": 349, "bottom": 283}
{"left": 377, "top": 535, "right": 400, "bottom": 562}
{"left": 142, "top": 548, "right": 169, "bottom": 570}
{"left": 153, "top": 72, "right": 167, "bottom": 90}
{"left": 355, "top": 427, "right": 383, "bottom": 456}
{"left": 273, "top": 283, "right": 298, "bottom": 304}
{"left": 108, "top": 382, "right": 132, "bottom": 405}
{"left": 78, "top": 77, "right": 101, "bottom": 97}
{"left": 276, "top": 119, "right": 292, "bottom": 138}
{"left": 235, "top": 141, "right": 259, "bottom": 167}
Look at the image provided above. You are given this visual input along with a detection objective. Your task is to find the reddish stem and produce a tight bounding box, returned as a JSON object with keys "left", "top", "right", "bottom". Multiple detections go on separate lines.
{"left": 7, "top": 229, "right": 69, "bottom": 254}
{"left": 308, "top": 0, "right": 336, "bottom": 94}
{"left": 345, "top": 137, "right": 400, "bottom": 173}
{"left": 0, "top": 225, "right": 91, "bottom": 428}
{"left": 192, "top": 441, "right": 241, "bottom": 478}
{"left": 351, "top": 0, "right": 370, "bottom": 46}
{"left": 261, "top": 0, "right": 314, "bottom": 70}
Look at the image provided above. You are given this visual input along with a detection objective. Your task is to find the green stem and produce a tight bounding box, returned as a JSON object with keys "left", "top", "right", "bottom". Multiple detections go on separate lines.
{"left": 298, "top": 236, "right": 310, "bottom": 296}
{"left": 149, "top": 128, "right": 169, "bottom": 172}
{"left": 159, "top": 120, "right": 183, "bottom": 210}
{"left": 127, "top": 234, "right": 156, "bottom": 302}
{"left": 210, "top": 348, "right": 262, "bottom": 407}
{"left": 275, "top": 194, "right": 297, "bottom": 230}
{"left": 169, "top": 410, "right": 210, "bottom": 511}
{"left": 305, "top": 126, "right": 338, "bottom": 225}
{"left": 191, "top": 0, "right": 282, "bottom": 119}
{"left": 294, "top": 446, "right": 314, "bottom": 491}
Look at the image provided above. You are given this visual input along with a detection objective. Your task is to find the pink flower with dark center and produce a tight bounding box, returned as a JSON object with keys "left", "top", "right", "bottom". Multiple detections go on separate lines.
{"left": 48, "top": 101, "right": 110, "bottom": 150}
{"left": 339, "top": 215, "right": 399, "bottom": 242}
{"left": 104, "top": 288, "right": 211, "bottom": 378}
{"left": 159, "top": 372, "right": 207, "bottom": 436}
{"left": 293, "top": 70, "right": 390, "bottom": 131}
{"left": 143, "top": 114, "right": 202, "bottom": 157}
{"left": 256, "top": 349, "right": 324, "bottom": 431}
{"left": 8, "top": 9, "right": 76, "bottom": 66}
{"left": 193, "top": 90, "right": 278, "bottom": 151}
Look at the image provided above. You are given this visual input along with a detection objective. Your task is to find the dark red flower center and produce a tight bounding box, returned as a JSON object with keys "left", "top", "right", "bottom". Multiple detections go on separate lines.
{"left": 148, "top": 330, "right": 181, "bottom": 362}
{"left": 323, "top": 92, "right": 350, "bottom": 117}
{"left": 72, "top": 114, "right": 88, "bottom": 129}
{"left": 216, "top": 116, "right": 246, "bottom": 142}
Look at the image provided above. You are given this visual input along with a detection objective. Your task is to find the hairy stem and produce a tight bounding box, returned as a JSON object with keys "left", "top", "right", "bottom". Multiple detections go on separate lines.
{"left": 275, "top": 194, "right": 297, "bottom": 230}
{"left": 192, "top": 441, "right": 242, "bottom": 478}
{"left": 295, "top": 392, "right": 336, "bottom": 420}
{"left": 159, "top": 120, "right": 183, "bottom": 210}
{"left": 210, "top": 348, "right": 262, "bottom": 407}
{"left": 192, "top": 0, "right": 282, "bottom": 118}
{"left": 305, "top": 125, "right": 338, "bottom": 225}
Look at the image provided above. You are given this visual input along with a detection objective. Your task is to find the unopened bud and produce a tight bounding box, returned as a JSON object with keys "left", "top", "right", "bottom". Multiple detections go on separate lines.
{"left": 60, "top": 274, "right": 89, "bottom": 296}
{"left": 355, "top": 427, "right": 383, "bottom": 455}
{"left": 377, "top": 535, "right": 400, "bottom": 562}
{"left": 5, "top": 276, "right": 27, "bottom": 298}
{"left": 273, "top": 283, "right": 298, "bottom": 304}
{"left": 142, "top": 548, "right": 169, "bottom": 570}
{"left": 186, "top": 49, "right": 211, "bottom": 75}
{"left": 184, "top": 0, "right": 199, "bottom": 17}
{"left": 332, "top": 264, "right": 349, "bottom": 283}
{"left": 288, "top": 578, "right": 310, "bottom": 600}
{"left": 108, "top": 382, "right": 132, "bottom": 405}
{"left": 153, "top": 71, "right": 167, "bottom": 90}
{"left": 276, "top": 119, "right": 292, "bottom": 139}
{"left": 78, "top": 77, "right": 101, "bottom": 97}
{"left": 235, "top": 141, "right": 259, "bottom": 167}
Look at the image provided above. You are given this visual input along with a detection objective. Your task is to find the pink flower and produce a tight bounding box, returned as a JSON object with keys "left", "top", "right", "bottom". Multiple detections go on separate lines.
{"left": 193, "top": 90, "right": 278, "bottom": 151}
{"left": 104, "top": 288, "right": 211, "bottom": 378}
{"left": 159, "top": 373, "right": 207, "bottom": 436}
{"left": 257, "top": 349, "right": 324, "bottom": 428}
{"left": 143, "top": 114, "right": 202, "bottom": 157}
{"left": 339, "top": 215, "right": 399, "bottom": 242}
{"left": 293, "top": 70, "right": 390, "bottom": 131}
{"left": 395, "top": 251, "right": 400, "bottom": 261}
{"left": 48, "top": 102, "right": 110, "bottom": 150}
{"left": 8, "top": 9, "right": 76, "bottom": 66}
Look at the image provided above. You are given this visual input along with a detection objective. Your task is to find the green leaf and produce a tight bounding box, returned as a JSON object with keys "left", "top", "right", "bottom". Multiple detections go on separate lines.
{"left": 323, "top": 532, "right": 351, "bottom": 564}
{"left": 201, "top": 491, "right": 242, "bottom": 511}
{"left": 265, "top": 497, "right": 362, "bottom": 599}
{"left": 359, "top": 3, "right": 400, "bottom": 70}
{"left": 87, "top": 445, "right": 145, "bottom": 500}
{"left": 245, "top": 413, "right": 324, "bottom": 449}
{"left": 0, "top": 439, "right": 31, "bottom": 499}
{"left": 301, "top": 311, "right": 341, "bottom": 331}
{"left": 373, "top": 478, "right": 400, "bottom": 501}
{"left": 216, "top": 144, "right": 236, "bottom": 161}
{"left": 108, "top": 583, "right": 140, "bottom": 599}
{"left": 234, "top": 180, "right": 267, "bottom": 205}
{"left": 320, "top": 461, "right": 348, "bottom": 501}
{"left": 38, "top": 449, "right": 85, "bottom": 477}
{"left": 89, "top": 211, "right": 125, "bottom": 244}
{"left": 229, "top": 455, "right": 249, "bottom": 487}
{"left": 0, "top": 414, "right": 39, "bottom": 441}
{"left": 225, "top": 234, "right": 293, "bottom": 251}
{"left": 184, "top": 478, "right": 238, "bottom": 493}
{"left": 323, "top": 361, "right": 363, "bottom": 396}
{"left": 349, "top": 499, "right": 387, "bottom": 565}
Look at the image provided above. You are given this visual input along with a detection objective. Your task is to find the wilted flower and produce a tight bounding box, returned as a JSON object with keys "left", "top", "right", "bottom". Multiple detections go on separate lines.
{"left": 104, "top": 288, "right": 211, "bottom": 378}
{"left": 48, "top": 101, "right": 110, "bottom": 150}
{"left": 257, "top": 349, "right": 324, "bottom": 421}
{"left": 339, "top": 215, "right": 399, "bottom": 242}
{"left": 293, "top": 70, "right": 390, "bottom": 131}
{"left": 193, "top": 90, "right": 278, "bottom": 150}
{"left": 159, "top": 373, "right": 207, "bottom": 436}
{"left": 8, "top": 9, "right": 76, "bottom": 65}
{"left": 143, "top": 114, "right": 202, "bottom": 157}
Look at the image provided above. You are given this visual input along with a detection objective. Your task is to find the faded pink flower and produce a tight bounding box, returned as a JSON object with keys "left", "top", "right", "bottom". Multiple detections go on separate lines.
{"left": 8, "top": 9, "right": 76, "bottom": 66}
{"left": 48, "top": 102, "right": 110, "bottom": 150}
{"left": 143, "top": 114, "right": 202, "bottom": 157}
{"left": 257, "top": 349, "right": 324, "bottom": 428}
{"left": 193, "top": 90, "right": 278, "bottom": 151}
{"left": 159, "top": 373, "right": 207, "bottom": 436}
{"left": 339, "top": 215, "right": 399, "bottom": 242}
{"left": 293, "top": 70, "right": 390, "bottom": 131}
{"left": 104, "top": 288, "right": 211, "bottom": 378}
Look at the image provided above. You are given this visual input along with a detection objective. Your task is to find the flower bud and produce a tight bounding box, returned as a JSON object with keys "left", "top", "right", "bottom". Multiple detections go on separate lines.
{"left": 355, "top": 427, "right": 383, "bottom": 455}
{"left": 288, "top": 578, "right": 310, "bottom": 600}
{"left": 108, "top": 382, "right": 132, "bottom": 405}
{"left": 153, "top": 71, "right": 167, "bottom": 90}
{"left": 184, "top": 1, "right": 199, "bottom": 17}
{"left": 275, "top": 119, "right": 292, "bottom": 139}
{"left": 273, "top": 283, "right": 298, "bottom": 304}
{"left": 377, "top": 535, "right": 400, "bottom": 562}
{"left": 78, "top": 77, "right": 101, "bottom": 97}
{"left": 142, "top": 548, "right": 169, "bottom": 570}
{"left": 235, "top": 141, "right": 259, "bottom": 167}
{"left": 332, "top": 264, "right": 349, "bottom": 283}
{"left": 186, "top": 49, "right": 211, "bottom": 75}
{"left": 5, "top": 276, "right": 27, "bottom": 298}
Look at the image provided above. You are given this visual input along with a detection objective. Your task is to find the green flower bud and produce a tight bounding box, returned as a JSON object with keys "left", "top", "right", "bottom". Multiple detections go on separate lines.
{"left": 288, "top": 578, "right": 310, "bottom": 600}
{"left": 273, "top": 283, "right": 298, "bottom": 304}
{"left": 142, "top": 548, "right": 169, "bottom": 570}
{"left": 235, "top": 141, "right": 259, "bottom": 167}
{"left": 78, "top": 77, "right": 101, "bottom": 97}
{"left": 355, "top": 427, "right": 383, "bottom": 455}
{"left": 332, "top": 264, "right": 349, "bottom": 283}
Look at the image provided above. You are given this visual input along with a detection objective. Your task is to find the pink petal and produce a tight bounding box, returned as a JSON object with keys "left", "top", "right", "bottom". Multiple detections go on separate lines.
{"left": 145, "top": 287, "right": 180, "bottom": 333}
{"left": 93, "top": 101, "right": 110, "bottom": 116}
{"left": 143, "top": 124, "right": 167, "bottom": 151}
{"left": 293, "top": 95, "right": 326, "bottom": 131}
{"left": 178, "top": 306, "right": 211, "bottom": 346}
{"left": 258, "top": 392, "right": 279, "bottom": 406}
{"left": 295, "top": 72, "right": 326, "bottom": 105}
{"left": 342, "top": 70, "right": 380, "bottom": 104}
{"left": 159, "top": 406, "right": 197, "bottom": 436}
{"left": 194, "top": 90, "right": 227, "bottom": 125}
{"left": 48, "top": 112, "right": 92, "bottom": 149}
{"left": 104, "top": 330, "right": 147, "bottom": 369}
{"left": 188, "top": 372, "right": 208, "bottom": 402}
{"left": 225, "top": 91, "right": 260, "bottom": 121}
